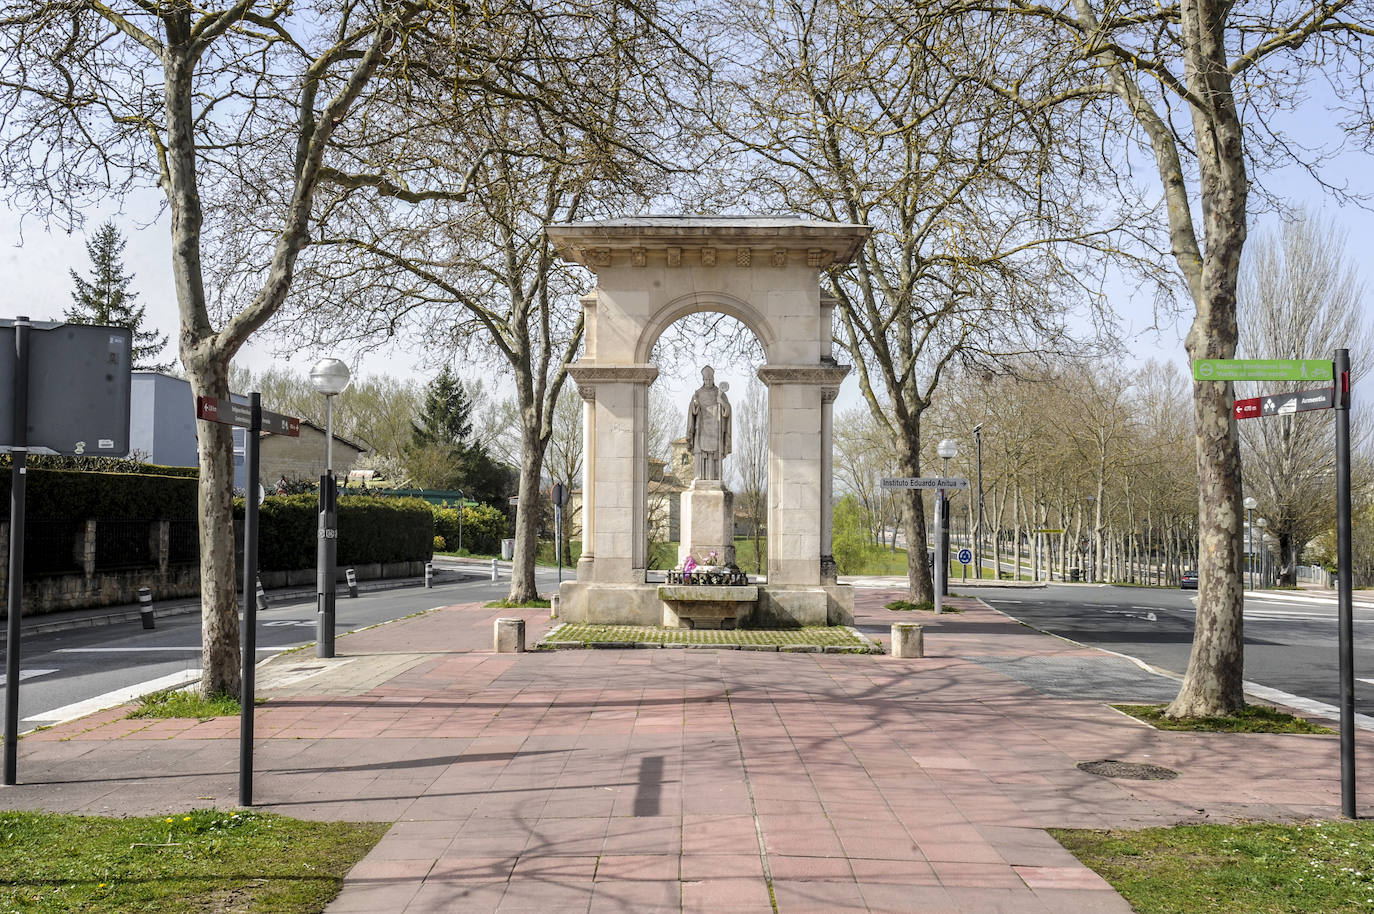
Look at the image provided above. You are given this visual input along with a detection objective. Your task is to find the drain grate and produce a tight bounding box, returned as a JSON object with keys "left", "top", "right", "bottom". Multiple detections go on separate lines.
{"left": 1078, "top": 759, "right": 1178, "bottom": 780}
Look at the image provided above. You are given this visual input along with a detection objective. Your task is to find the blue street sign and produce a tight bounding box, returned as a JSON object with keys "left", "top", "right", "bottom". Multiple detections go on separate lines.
{"left": 957, "top": 548, "right": 973, "bottom": 565}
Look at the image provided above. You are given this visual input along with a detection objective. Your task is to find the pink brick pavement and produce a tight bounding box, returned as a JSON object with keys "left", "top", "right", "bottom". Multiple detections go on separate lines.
{"left": 4, "top": 588, "right": 1372, "bottom": 913}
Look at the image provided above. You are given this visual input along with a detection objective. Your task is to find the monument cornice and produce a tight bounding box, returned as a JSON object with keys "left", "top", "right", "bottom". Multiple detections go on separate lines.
{"left": 547, "top": 217, "right": 871, "bottom": 269}
{"left": 568, "top": 362, "right": 660, "bottom": 385}
{"left": 755, "top": 363, "right": 852, "bottom": 387}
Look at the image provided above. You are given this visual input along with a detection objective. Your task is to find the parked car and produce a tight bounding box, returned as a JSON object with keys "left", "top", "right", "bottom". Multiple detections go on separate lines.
{"left": 1180, "top": 570, "right": 1198, "bottom": 589}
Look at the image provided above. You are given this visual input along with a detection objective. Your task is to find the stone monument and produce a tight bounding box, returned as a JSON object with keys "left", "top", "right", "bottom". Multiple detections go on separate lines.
{"left": 679, "top": 368, "right": 735, "bottom": 569}
{"left": 546, "top": 216, "right": 870, "bottom": 629}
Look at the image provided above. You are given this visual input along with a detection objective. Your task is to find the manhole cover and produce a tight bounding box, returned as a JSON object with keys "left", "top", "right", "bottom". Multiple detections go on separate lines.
{"left": 1077, "top": 759, "right": 1178, "bottom": 780}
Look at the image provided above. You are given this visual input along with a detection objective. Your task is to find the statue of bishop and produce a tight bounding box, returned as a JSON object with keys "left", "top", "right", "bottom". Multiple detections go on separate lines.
{"left": 686, "top": 366, "right": 732, "bottom": 482}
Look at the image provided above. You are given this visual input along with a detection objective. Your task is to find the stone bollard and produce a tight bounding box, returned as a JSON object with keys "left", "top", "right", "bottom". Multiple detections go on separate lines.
{"left": 494, "top": 617, "right": 525, "bottom": 653}
{"left": 255, "top": 576, "right": 269, "bottom": 613}
{"left": 891, "top": 622, "right": 923, "bottom": 658}
{"left": 138, "top": 587, "right": 155, "bottom": 630}
{"left": 346, "top": 567, "right": 358, "bottom": 598}
{"left": 490, "top": 558, "right": 499, "bottom": 581}
{"left": 424, "top": 562, "right": 434, "bottom": 588}
{"left": 550, "top": 593, "right": 559, "bottom": 619}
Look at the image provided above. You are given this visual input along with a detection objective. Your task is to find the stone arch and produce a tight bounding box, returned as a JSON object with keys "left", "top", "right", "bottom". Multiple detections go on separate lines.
{"left": 633, "top": 291, "right": 778, "bottom": 365}
{"left": 544, "top": 216, "right": 870, "bottom": 630}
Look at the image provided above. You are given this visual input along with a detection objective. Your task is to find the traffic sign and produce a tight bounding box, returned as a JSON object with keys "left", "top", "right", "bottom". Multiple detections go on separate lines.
{"left": 1193, "top": 358, "right": 1333, "bottom": 382}
{"left": 196, "top": 396, "right": 300, "bottom": 436}
{"left": 957, "top": 548, "right": 973, "bottom": 565}
{"left": 881, "top": 477, "right": 970, "bottom": 490}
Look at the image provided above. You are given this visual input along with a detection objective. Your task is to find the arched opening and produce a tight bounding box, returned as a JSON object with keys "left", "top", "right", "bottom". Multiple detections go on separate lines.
{"left": 640, "top": 312, "right": 768, "bottom": 573}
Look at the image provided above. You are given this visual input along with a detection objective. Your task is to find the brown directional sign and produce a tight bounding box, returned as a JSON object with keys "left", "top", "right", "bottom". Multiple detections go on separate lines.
{"left": 196, "top": 396, "right": 300, "bottom": 436}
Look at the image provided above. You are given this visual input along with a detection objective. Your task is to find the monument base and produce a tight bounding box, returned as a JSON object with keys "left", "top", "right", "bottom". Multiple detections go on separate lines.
{"left": 557, "top": 580, "right": 854, "bottom": 628}
{"left": 679, "top": 482, "right": 735, "bottom": 568}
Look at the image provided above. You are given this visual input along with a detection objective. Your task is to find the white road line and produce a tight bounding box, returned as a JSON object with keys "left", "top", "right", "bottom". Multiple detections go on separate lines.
{"left": 1243, "top": 680, "right": 1374, "bottom": 732}
{"left": 1360, "top": 679, "right": 1374, "bottom": 687}
{"left": 0, "top": 669, "right": 57, "bottom": 687}
{"left": 23, "top": 669, "right": 202, "bottom": 724}
{"left": 54, "top": 646, "right": 288, "bottom": 653}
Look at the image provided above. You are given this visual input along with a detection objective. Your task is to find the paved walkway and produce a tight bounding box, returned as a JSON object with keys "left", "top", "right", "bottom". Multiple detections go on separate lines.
{"left": 3, "top": 590, "right": 1372, "bottom": 913}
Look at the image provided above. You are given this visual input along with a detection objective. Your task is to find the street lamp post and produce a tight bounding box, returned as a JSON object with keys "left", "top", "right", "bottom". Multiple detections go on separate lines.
{"left": 310, "top": 357, "right": 351, "bottom": 659}
{"left": 1243, "top": 496, "right": 1258, "bottom": 591}
{"left": 973, "top": 424, "right": 983, "bottom": 581}
{"left": 936, "top": 439, "right": 958, "bottom": 604}
{"left": 1085, "top": 494, "right": 1096, "bottom": 582}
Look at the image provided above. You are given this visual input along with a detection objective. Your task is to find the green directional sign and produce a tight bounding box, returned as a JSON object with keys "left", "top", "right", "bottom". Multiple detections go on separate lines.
{"left": 1192, "top": 358, "right": 1334, "bottom": 382}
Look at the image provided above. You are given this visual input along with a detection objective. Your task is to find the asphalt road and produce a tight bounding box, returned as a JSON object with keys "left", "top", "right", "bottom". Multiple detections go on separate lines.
{"left": 981, "top": 583, "right": 1374, "bottom": 716}
{"left": 5, "top": 564, "right": 567, "bottom": 730}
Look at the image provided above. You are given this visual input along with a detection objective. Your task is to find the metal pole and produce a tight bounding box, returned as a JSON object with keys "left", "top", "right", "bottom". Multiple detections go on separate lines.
{"left": 240, "top": 393, "right": 262, "bottom": 806}
{"left": 555, "top": 502, "right": 563, "bottom": 584}
{"left": 934, "top": 491, "right": 945, "bottom": 614}
{"left": 4, "top": 316, "right": 29, "bottom": 786}
{"left": 457, "top": 490, "right": 463, "bottom": 553}
{"left": 975, "top": 425, "right": 983, "bottom": 580}
{"left": 316, "top": 392, "right": 338, "bottom": 659}
{"left": 1334, "top": 348, "right": 1355, "bottom": 818}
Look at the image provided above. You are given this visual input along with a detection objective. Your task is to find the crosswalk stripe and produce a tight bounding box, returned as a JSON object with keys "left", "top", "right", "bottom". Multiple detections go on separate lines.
{"left": 0, "top": 668, "right": 57, "bottom": 687}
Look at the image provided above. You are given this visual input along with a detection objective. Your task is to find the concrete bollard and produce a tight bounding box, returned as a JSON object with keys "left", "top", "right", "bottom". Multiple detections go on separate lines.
{"left": 491, "top": 558, "right": 499, "bottom": 581}
{"left": 494, "top": 617, "right": 525, "bottom": 653}
{"left": 550, "top": 593, "right": 559, "bottom": 619}
{"left": 255, "top": 576, "right": 269, "bottom": 613}
{"left": 138, "top": 587, "right": 155, "bottom": 630}
{"left": 891, "top": 622, "right": 924, "bottom": 658}
{"left": 425, "top": 562, "right": 434, "bottom": 588}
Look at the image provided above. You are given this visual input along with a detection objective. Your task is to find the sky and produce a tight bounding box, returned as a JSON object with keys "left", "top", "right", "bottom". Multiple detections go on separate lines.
{"left": 2, "top": 111, "right": 1372, "bottom": 426}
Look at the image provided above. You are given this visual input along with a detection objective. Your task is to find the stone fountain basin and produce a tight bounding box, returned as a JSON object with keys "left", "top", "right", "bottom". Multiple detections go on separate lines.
{"left": 657, "top": 585, "right": 759, "bottom": 629}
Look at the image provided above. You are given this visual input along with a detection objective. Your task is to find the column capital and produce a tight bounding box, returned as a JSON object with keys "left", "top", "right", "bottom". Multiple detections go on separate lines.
{"left": 821, "top": 387, "right": 840, "bottom": 404}
{"left": 756, "top": 363, "right": 851, "bottom": 388}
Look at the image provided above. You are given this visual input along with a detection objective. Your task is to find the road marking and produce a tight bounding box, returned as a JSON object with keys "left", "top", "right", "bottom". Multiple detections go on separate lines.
{"left": 1243, "top": 681, "right": 1374, "bottom": 732}
{"left": 0, "top": 669, "right": 57, "bottom": 687}
{"left": 23, "top": 669, "right": 203, "bottom": 724}
{"left": 54, "top": 646, "right": 289, "bottom": 653}
{"left": 1360, "top": 679, "right": 1374, "bottom": 687}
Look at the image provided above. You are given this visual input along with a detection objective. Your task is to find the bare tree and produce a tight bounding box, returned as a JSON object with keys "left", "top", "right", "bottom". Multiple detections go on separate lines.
{"left": 1238, "top": 211, "right": 1372, "bottom": 584}
{"left": 0, "top": 1, "right": 451, "bottom": 696}
{"left": 704, "top": 0, "right": 1126, "bottom": 603}
{"left": 961, "top": 0, "right": 1374, "bottom": 718}
{"left": 545, "top": 385, "right": 584, "bottom": 565}
{"left": 730, "top": 377, "right": 769, "bottom": 572}
{"left": 273, "top": 2, "right": 679, "bottom": 603}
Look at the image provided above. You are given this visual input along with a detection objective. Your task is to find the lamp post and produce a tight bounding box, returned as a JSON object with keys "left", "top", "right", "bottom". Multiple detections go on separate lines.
{"left": 936, "top": 439, "right": 958, "bottom": 602}
{"left": 1243, "top": 496, "right": 1258, "bottom": 591}
{"left": 973, "top": 424, "right": 983, "bottom": 581}
{"left": 310, "top": 357, "right": 351, "bottom": 659}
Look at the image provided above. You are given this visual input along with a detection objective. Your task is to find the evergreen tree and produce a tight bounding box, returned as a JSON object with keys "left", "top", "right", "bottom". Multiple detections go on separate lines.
{"left": 411, "top": 365, "right": 473, "bottom": 448}
{"left": 67, "top": 221, "right": 172, "bottom": 371}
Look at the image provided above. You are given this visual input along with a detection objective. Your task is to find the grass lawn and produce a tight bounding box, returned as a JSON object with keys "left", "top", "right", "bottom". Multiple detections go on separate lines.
{"left": 541, "top": 623, "right": 876, "bottom": 650}
{"left": 884, "top": 599, "right": 964, "bottom": 613}
{"left": 1115, "top": 704, "right": 1333, "bottom": 734}
{"left": 1053, "top": 820, "right": 1374, "bottom": 913}
{"left": 128, "top": 689, "right": 242, "bottom": 720}
{"left": 0, "top": 809, "right": 385, "bottom": 913}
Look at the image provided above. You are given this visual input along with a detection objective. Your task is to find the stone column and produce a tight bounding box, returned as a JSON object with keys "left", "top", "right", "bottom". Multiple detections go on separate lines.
{"left": 577, "top": 385, "right": 596, "bottom": 580}
{"left": 757, "top": 364, "right": 850, "bottom": 587}
{"left": 820, "top": 386, "right": 839, "bottom": 584}
{"left": 568, "top": 364, "right": 658, "bottom": 583}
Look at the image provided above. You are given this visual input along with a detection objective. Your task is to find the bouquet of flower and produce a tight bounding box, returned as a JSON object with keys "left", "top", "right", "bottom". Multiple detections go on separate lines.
{"left": 682, "top": 555, "right": 697, "bottom": 578}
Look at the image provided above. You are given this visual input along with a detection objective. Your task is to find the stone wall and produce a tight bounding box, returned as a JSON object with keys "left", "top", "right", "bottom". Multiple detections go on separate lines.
{"left": 0, "top": 520, "right": 201, "bottom": 615}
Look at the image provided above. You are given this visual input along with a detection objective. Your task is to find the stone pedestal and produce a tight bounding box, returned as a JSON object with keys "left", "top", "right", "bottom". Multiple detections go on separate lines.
{"left": 678, "top": 481, "right": 735, "bottom": 568}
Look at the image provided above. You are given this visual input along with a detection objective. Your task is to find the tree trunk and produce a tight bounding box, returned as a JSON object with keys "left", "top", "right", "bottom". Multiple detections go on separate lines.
{"left": 186, "top": 358, "right": 241, "bottom": 697}
{"left": 508, "top": 405, "right": 545, "bottom": 603}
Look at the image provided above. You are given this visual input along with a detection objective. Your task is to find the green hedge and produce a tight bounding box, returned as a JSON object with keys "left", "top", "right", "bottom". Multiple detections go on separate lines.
{"left": 248, "top": 494, "right": 434, "bottom": 571}
{"left": 0, "top": 468, "right": 198, "bottom": 520}
{"left": 432, "top": 503, "right": 506, "bottom": 555}
{"left": 0, "top": 455, "right": 199, "bottom": 477}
